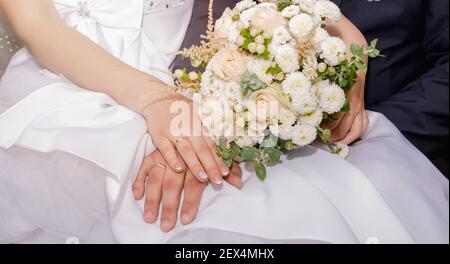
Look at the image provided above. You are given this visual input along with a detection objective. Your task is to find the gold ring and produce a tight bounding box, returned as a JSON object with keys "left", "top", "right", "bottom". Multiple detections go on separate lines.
{"left": 153, "top": 163, "right": 167, "bottom": 169}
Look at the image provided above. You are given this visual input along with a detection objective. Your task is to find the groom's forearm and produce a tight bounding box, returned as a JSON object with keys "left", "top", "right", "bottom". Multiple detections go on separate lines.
{"left": 0, "top": 0, "right": 170, "bottom": 114}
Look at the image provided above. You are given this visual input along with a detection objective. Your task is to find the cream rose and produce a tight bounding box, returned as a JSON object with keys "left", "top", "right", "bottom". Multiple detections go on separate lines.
{"left": 215, "top": 8, "right": 237, "bottom": 41}
{"left": 209, "top": 48, "right": 248, "bottom": 82}
{"left": 250, "top": 7, "right": 287, "bottom": 35}
{"left": 249, "top": 84, "right": 297, "bottom": 124}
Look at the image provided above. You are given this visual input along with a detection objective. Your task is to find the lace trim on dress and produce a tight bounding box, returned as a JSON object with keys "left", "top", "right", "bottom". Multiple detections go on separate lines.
{"left": 143, "top": 0, "right": 188, "bottom": 15}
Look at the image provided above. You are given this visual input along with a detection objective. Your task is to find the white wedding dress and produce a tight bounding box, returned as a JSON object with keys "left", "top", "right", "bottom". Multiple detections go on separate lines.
{"left": 0, "top": 0, "right": 448, "bottom": 244}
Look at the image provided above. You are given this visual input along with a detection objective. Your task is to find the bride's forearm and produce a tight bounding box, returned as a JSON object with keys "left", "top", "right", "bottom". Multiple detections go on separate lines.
{"left": 0, "top": 0, "right": 170, "bottom": 114}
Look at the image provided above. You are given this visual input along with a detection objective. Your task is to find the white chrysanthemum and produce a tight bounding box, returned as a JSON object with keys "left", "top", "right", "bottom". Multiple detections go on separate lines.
{"left": 282, "top": 72, "right": 311, "bottom": 95}
{"left": 268, "top": 41, "right": 281, "bottom": 55}
{"left": 201, "top": 98, "right": 235, "bottom": 140}
{"left": 312, "top": 0, "right": 341, "bottom": 23}
{"left": 295, "top": 0, "right": 317, "bottom": 13}
{"left": 235, "top": 0, "right": 256, "bottom": 12}
{"left": 223, "top": 81, "right": 244, "bottom": 102}
{"left": 278, "top": 108, "right": 298, "bottom": 127}
{"left": 268, "top": 124, "right": 280, "bottom": 137}
{"left": 291, "top": 93, "right": 318, "bottom": 114}
{"left": 311, "top": 27, "right": 330, "bottom": 49}
{"left": 272, "top": 26, "right": 292, "bottom": 44}
{"left": 235, "top": 135, "right": 259, "bottom": 148}
{"left": 274, "top": 44, "right": 300, "bottom": 73}
{"left": 298, "top": 108, "right": 323, "bottom": 127}
{"left": 248, "top": 58, "right": 273, "bottom": 84}
{"left": 281, "top": 5, "right": 300, "bottom": 18}
{"left": 291, "top": 124, "right": 317, "bottom": 147}
{"left": 278, "top": 123, "right": 295, "bottom": 141}
{"left": 316, "top": 80, "right": 346, "bottom": 114}
{"left": 334, "top": 143, "right": 349, "bottom": 159}
{"left": 289, "top": 13, "right": 315, "bottom": 39}
{"left": 320, "top": 37, "right": 347, "bottom": 66}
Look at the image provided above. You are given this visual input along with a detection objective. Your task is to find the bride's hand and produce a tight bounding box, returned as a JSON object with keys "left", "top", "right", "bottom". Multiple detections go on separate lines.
{"left": 141, "top": 93, "right": 230, "bottom": 185}
{"left": 133, "top": 150, "right": 243, "bottom": 232}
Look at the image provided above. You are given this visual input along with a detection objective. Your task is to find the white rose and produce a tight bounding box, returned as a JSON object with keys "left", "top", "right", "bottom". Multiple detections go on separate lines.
{"left": 209, "top": 48, "right": 248, "bottom": 82}
{"left": 250, "top": 6, "right": 287, "bottom": 35}
{"left": 235, "top": 0, "right": 257, "bottom": 12}
{"left": 215, "top": 8, "right": 240, "bottom": 43}
{"left": 215, "top": 8, "right": 234, "bottom": 39}
{"left": 249, "top": 84, "right": 295, "bottom": 124}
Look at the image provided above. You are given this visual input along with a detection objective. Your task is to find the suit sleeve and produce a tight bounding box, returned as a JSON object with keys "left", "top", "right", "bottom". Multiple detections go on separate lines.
{"left": 369, "top": 0, "right": 449, "bottom": 139}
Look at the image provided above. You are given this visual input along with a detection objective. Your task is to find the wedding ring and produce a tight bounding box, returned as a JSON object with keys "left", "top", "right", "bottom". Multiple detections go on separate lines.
{"left": 153, "top": 163, "right": 167, "bottom": 169}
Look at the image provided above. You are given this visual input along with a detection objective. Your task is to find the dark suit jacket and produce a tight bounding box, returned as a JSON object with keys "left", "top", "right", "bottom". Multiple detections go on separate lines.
{"left": 331, "top": 0, "right": 449, "bottom": 176}
{"left": 174, "top": 0, "right": 449, "bottom": 176}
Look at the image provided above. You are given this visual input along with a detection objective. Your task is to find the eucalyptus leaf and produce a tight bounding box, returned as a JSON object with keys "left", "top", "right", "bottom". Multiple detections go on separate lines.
{"left": 255, "top": 162, "right": 267, "bottom": 181}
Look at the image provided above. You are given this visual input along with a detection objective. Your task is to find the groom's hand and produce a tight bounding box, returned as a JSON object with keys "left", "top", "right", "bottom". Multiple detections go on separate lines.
{"left": 133, "top": 150, "right": 243, "bottom": 232}
{"left": 322, "top": 80, "right": 369, "bottom": 144}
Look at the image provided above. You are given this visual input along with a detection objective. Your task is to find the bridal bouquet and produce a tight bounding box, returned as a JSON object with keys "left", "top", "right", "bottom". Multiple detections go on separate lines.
{"left": 173, "top": 0, "right": 380, "bottom": 180}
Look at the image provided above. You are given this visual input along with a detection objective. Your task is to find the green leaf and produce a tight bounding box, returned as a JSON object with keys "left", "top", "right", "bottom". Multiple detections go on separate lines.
{"left": 340, "top": 99, "right": 351, "bottom": 112}
{"left": 241, "top": 146, "right": 260, "bottom": 162}
{"left": 224, "top": 158, "right": 233, "bottom": 167}
{"left": 266, "top": 65, "right": 282, "bottom": 75}
{"left": 255, "top": 162, "right": 267, "bottom": 181}
{"left": 240, "top": 71, "right": 268, "bottom": 96}
{"left": 260, "top": 129, "right": 278, "bottom": 148}
{"left": 354, "top": 60, "right": 368, "bottom": 73}
{"left": 368, "top": 49, "right": 381, "bottom": 58}
{"left": 276, "top": 0, "right": 293, "bottom": 11}
{"left": 370, "top": 38, "right": 379, "bottom": 49}
{"left": 264, "top": 147, "right": 282, "bottom": 163}
{"left": 338, "top": 76, "right": 349, "bottom": 88}
{"left": 281, "top": 140, "right": 299, "bottom": 151}
{"left": 230, "top": 143, "right": 242, "bottom": 158}
{"left": 323, "top": 112, "right": 337, "bottom": 121}
{"left": 219, "top": 137, "right": 227, "bottom": 150}
{"left": 350, "top": 43, "right": 363, "bottom": 57}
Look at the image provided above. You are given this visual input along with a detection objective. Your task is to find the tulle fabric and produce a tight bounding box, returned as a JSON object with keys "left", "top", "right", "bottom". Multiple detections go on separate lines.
{"left": 0, "top": 0, "right": 448, "bottom": 244}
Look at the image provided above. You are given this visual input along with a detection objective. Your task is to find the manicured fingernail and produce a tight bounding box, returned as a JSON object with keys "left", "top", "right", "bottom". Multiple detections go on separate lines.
{"left": 144, "top": 211, "right": 155, "bottom": 222}
{"left": 214, "top": 178, "right": 223, "bottom": 185}
{"left": 198, "top": 171, "right": 208, "bottom": 180}
{"left": 181, "top": 212, "right": 191, "bottom": 225}
{"left": 221, "top": 167, "right": 230, "bottom": 176}
{"left": 175, "top": 163, "right": 183, "bottom": 172}
{"left": 161, "top": 219, "right": 172, "bottom": 232}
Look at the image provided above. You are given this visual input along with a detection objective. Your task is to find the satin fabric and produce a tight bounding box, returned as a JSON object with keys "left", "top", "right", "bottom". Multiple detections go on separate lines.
{"left": 0, "top": 0, "right": 448, "bottom": 244}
